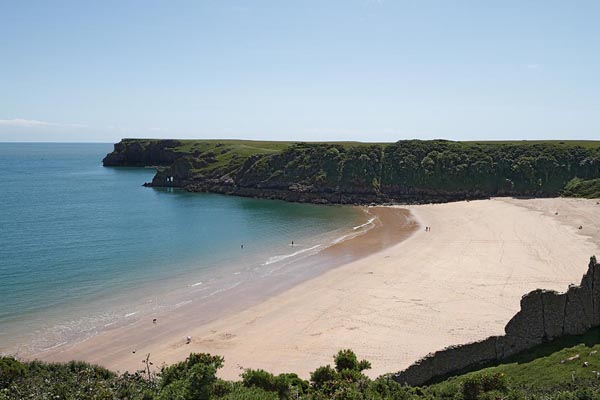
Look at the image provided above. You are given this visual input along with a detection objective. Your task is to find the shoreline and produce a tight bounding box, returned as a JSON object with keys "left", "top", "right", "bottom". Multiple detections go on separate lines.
{"left": 1, "top": 192, "right": 365, "bottom": 359}
{"left": 30, "top": 206, "right": 418, "bottom": 369}
{"left": 28, "top": 198, "right": 600, "bottom": 380}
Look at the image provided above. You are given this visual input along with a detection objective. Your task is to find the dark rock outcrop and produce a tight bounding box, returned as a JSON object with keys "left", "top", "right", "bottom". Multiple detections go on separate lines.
{"left": 393, "top": 256, "right": 600, "bottom": 386}
{"left": 102, "top": 139, "right": 184, "bottom": 167}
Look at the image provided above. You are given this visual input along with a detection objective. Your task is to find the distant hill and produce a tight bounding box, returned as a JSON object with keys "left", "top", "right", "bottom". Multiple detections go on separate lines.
{"left": 103, "top": 139, "right": 600, "bottom": 203}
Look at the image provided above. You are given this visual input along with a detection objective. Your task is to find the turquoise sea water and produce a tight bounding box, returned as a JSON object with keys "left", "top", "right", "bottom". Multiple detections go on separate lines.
{"left": 0, "top": 143, "right": 363, "bottom": 355}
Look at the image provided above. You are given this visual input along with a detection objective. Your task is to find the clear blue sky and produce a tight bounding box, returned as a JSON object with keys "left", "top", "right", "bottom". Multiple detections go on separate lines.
{"left": 1, "top": 0, "right": 599, "bottom": 142}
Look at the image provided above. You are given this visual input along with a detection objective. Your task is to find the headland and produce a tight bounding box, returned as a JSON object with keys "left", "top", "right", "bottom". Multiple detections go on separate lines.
{"left": 103, "top": 139, "right": 600, "bottom": 203}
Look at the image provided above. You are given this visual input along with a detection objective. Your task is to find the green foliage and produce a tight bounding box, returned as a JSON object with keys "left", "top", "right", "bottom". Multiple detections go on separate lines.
{"left": 220, "top": 384, "right": 279, "bottom": 399}
{"left": 461, "top": 373, "right": 508, "bottom": 400}
{"left": 0, "top": 357, "right": 25, "bottom": 388}
{"left": 241, "top": 368, "right": 277, "bottom": 392}
{"left": 159, "top": 353, "right": 224, "bottom": 400}
{"left": 310, "top": 365, "right": 338, "bottom": 391}
{"left": 241, "top": 369, "right": 308, "bottom": 399}
{"left": 334, "top": 349, "right": 372, "bottom": 373}
{"left": 562, "top": 177, "right": 600, "bottom": 198}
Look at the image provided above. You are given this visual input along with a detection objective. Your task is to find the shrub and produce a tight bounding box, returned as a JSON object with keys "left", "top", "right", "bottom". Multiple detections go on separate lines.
{"left": 159, "top": 353, "right": 224, "bottom": 400}
{"left": 311, "top": 365, "right": 338, "bottom": 390}
{"left": 0, "top": 357, "right": 25, "bottom": 388}
{"left": 334, "top": 349, "right": 371, "bottom": 373}
{"left": 462, "top": 372, "right": 508, "bottom": 400}
{"left": 241, "top": 369, "right": 276, "bottom": 392}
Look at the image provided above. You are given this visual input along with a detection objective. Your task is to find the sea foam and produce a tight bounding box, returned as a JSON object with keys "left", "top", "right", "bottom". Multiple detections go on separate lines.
{"left": 262, "top": 244, "right": 322, "bottom": 266}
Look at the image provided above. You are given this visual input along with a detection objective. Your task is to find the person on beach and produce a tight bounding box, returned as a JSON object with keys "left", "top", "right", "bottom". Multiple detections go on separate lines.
{"left": 291, "top": 240, "right": 294, "bottom": 247}
{"left": 186, "top": 336, "right": 192, "bottom": 344}
{"left": 152, "top": 318, "right": 157, "bottom": 324}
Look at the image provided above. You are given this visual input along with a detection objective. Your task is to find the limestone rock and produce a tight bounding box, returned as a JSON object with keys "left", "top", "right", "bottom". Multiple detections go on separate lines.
{"left": 393, "top": 256, "right": 600, "bottom": 387}
{"left": 541, "top": 290, "right": 567, "bottom": 340}
{"left": 505, "top": 289, "right": 545, "bottom": 340}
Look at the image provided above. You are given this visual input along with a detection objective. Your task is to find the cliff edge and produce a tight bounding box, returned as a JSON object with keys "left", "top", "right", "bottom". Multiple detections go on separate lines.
{"left": 393, "top": 256, "right": 600, "bottom": 386}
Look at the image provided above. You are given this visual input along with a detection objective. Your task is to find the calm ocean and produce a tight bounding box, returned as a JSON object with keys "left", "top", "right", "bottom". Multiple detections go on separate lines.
{"left": 0, "top": 143, "right": 363, "bottom": 355}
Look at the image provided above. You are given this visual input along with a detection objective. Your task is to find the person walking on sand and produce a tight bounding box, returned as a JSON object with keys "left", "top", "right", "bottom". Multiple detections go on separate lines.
{"left": 291, "top": 240, "right": 294, "bottom": 247}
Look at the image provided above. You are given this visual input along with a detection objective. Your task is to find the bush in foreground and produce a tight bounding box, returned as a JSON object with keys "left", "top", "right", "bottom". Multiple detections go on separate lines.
{"left": 3, "top": 344, "right": 600, "bottom": 399}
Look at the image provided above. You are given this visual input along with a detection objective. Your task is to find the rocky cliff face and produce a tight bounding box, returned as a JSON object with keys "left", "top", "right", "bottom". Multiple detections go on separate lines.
{"left": 393, "top": 256, "right": 600, "bottom": 386}
{"left": 102, "top": 139, "right": 185, "bottom": 167}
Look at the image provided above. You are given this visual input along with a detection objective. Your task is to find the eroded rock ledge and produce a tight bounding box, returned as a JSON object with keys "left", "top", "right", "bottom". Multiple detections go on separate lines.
{"left": 393, "top": 256, "right": 600, "bottom": 386}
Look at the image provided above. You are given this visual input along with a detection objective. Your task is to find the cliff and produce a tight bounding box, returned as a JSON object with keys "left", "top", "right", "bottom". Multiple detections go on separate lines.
{"left": 102, "top": 139, "right": 186, "bottom": 167}
{"left": 392, "top": 256, "right": 600, "bottom": 386}
{"left": 103, "top": 139, "right": 600, "bottom": 204}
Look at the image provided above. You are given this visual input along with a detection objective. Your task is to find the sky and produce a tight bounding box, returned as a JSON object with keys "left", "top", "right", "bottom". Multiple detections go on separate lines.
{"left": 1, "top": 0, "right": 599, "bottom": 143}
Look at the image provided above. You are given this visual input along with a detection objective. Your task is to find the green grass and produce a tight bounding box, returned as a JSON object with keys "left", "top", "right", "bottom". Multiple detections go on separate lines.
{"left": 156, "top": 139, "right": 390, "bottom": 175}
{"left": 158, "top": 139, "right": 294, "bottom": 172}
{"left": 428, "top": 328, "right": 600, "bottom": 394}
{"left": 562, "top": 177, "right": 600, "bottom": 199}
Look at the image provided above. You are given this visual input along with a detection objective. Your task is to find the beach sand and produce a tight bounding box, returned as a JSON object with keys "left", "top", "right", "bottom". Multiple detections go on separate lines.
{"left": 36, "top": 197, "right": 600, "bottom": 379}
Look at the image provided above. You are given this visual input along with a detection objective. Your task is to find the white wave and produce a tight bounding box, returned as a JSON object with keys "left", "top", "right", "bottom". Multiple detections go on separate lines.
{"left": 175, "top": 300, "right": 192, "bottom": 308}
{"left": 261, "top": 244, "right": 321, "bottom": 266}
{"left": 41, "top": 341, "right": 67, "bottom": 351}
{"left": 124, "top": 312, "right": 138, "bottom": 318}
{"left": 331, "top": 232, "right": 356, "bottom": 245}
{"left": 190, "top": 282, "right": 203, "bottom": 287}
{"left": 353, "top": 217, "right": 376, "bottom": 230}
{"left": 203, "top": 281, "right": 242, "bottom": 298}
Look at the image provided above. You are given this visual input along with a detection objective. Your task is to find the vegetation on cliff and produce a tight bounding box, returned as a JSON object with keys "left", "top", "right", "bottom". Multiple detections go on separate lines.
{"left": 3, "top": 331, "right": 600, "bottom": 399}
{"left": 562, "top": 177, "right": 600, "bottom": 199}
{"left": 103, "top": 139, "right": 600, "bottom": 203}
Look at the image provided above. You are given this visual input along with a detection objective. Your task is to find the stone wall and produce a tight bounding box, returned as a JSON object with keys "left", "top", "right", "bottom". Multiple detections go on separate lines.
{"left": 393, "top": 256, "right": 600, "bottom": 386}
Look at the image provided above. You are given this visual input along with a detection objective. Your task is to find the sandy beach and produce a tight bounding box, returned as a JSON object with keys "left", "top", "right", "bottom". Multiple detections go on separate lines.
{"left": 36, "top": 197, "right": 600, "bottom": 379}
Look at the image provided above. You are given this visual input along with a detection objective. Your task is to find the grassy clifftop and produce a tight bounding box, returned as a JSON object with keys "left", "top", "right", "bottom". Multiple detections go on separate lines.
{"left": 103, "top": 139, "right": 600, "bottom": 203}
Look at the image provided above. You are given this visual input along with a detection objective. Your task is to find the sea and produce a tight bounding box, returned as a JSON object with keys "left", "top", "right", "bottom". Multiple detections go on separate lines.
{"left": 0, "top": 143, "right": 367, "bottom": 356}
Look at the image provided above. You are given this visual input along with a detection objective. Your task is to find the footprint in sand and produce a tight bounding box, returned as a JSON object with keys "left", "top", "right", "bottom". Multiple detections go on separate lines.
{"left": 219, "top": 333, "right": 236, "bottom": 340}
